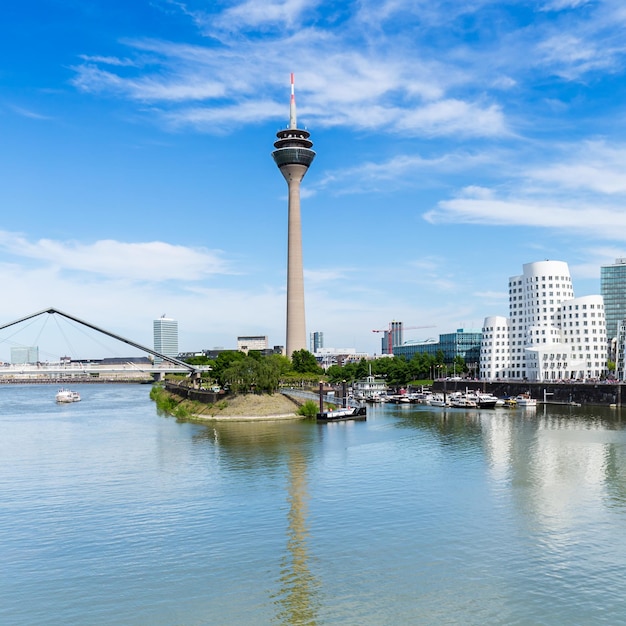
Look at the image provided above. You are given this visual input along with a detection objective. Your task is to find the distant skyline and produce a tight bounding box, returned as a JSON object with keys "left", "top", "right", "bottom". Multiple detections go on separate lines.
{"left": 2, "top": 1, "right": 626, "bottom": 359}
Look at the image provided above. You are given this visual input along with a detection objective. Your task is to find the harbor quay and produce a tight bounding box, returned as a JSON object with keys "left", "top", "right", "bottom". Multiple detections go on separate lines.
{"left": 432, "top": 380, "right": 625, "bottom": 406}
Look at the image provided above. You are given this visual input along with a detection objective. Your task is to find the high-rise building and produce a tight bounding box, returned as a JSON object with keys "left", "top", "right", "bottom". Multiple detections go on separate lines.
{"left": 379, "top": 321, "right": 404, "bottom": 354}
{"left": 601, "top": 258, "right": 626, "bottom": 345}
{"left": 272, "top": 74, "right": 315, "bottom": 357}
{"left": 480, "top": 260, "right": 607, "bottom": 381}
{"left": 153, "top": 316, "right": 178, "bottom": 364}
{"left": 11, "top": 346, "right": 39, "bottom": 364}
{"left": 310, "top": 331, "right": 324, "bottom": 353}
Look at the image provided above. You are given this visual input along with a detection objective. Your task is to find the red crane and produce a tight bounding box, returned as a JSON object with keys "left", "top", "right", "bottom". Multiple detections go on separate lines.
{"left": 372, "top": 323, "right": 436, "bottom": 354}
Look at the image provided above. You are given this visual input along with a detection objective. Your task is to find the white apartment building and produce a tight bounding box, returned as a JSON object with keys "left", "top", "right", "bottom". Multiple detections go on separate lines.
{"left": 480, "top": 260, "right": 607, "bottom": 381}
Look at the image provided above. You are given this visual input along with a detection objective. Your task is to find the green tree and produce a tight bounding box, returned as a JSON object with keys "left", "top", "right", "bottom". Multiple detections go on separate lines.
{"left": 291, "top": 349, "right": 322, "bottom": 374}
{"left": 452, "top": 355, "right": 467, "bottom": 376}
{"left": 221, "top": 355, "right": 282, "bottom": 394}
{"left": 212, "top": 351, "right": 245, "bottom": 386}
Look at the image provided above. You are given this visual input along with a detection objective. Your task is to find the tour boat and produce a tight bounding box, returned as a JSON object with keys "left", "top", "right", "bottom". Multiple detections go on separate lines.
{"left": 55, "top": 388, "right": 81, "bottom": 403}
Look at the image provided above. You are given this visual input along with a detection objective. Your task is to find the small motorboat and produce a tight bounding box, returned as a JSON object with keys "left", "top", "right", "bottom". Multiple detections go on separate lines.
{"left": 317, "top": 406, "right": 366, "bottom": 423}
{"left": 55, "top": 388, "right": 81, "bottom": 403}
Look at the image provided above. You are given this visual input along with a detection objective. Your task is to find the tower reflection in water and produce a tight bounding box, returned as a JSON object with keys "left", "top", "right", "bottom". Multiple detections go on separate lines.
{"left": 274, "top": 448, "right": 320, "bottom": 625}
{"left": 196, "top": 421, "right": 320, "bottom": 625}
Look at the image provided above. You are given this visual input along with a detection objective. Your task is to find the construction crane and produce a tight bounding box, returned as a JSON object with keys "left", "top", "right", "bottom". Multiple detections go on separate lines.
{"left": 372, "top": 323, "right": 436, "bottom": 354}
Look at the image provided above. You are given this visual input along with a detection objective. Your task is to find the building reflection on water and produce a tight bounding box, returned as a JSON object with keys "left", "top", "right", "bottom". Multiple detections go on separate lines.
{"left": 193, "top": 420, "right": 320, "bottom": 625}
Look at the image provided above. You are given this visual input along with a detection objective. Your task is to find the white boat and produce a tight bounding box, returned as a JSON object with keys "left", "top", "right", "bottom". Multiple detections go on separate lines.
{"left": 56, "top": 388, "right": 81, "bottom": 403}
{"left": 430, "top": 394, "right": 450, "bottom": 407}
{"left": 515, "top": 393, "right": 537, "bottom": 407}
{"left": 450, "top": 396, "right": 478, "bottom": 409}
{"left": 317, "top": 406, "right": 367, "bottom": 422}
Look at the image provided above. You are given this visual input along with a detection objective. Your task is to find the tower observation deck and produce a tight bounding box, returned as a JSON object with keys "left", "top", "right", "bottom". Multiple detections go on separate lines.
{"left": 272, "top": 74, "right": 316, "bottom": 357}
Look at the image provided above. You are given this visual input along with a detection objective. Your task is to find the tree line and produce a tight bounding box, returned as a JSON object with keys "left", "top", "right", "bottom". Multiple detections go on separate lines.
{"left": 325, "top": 351, "right": 466, "bottom": 387}
{"left": 182, "top": 349, "right": 467, "bottom": 394}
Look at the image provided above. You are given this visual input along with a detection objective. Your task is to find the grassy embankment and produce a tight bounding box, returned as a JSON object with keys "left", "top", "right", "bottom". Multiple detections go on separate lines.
{"left": 149, "top": 384, "right": 307, "bottom": 420}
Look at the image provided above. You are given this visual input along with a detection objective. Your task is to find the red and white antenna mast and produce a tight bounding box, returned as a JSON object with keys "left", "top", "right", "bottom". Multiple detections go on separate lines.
{"left": 289, "top": 72, "right": 297, "bottom": 129}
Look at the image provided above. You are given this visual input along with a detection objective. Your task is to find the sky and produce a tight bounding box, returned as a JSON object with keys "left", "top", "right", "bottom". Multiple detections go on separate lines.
{"left": 2, "top": 0, "right": 626, "bottom": 361}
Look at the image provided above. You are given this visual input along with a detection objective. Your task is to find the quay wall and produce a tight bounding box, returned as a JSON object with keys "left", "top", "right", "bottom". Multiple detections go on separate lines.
{"left": 165, "top": 381, "right": 226, "bottom": 404}
{"left": 431, "top": 380, "right": 622, "bottom": 406}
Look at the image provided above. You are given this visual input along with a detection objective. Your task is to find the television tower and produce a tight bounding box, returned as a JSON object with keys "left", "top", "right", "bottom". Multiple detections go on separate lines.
{"left": 272, "top": 74, "right": 316, "bottom": 357}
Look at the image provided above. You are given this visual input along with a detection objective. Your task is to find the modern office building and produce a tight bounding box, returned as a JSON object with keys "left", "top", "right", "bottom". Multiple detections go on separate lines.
{"left": 272, "top": 74, "right": 316, "bottom": 357}
{"left": 237, "top": 335, "right": 268, "bottom": 353}
{"left": 11, "top": 346, "right": 39, "bottom": 365}
{"left": 601, "top": 257, "right": 626, "bottom": 347}
{"left": 615, "top": 320, "right": 626, "bottom": 380}
{"left": 379, "top": 321, "right": 404, "bottom": 355}
{"left": 153, "top": 316, "right": 178, "bottom": 364}
{"left": 480, "top": 260, "right": 607, "bottom": 381}
{"left": 393, "top": 329, "right": 482, "bottom": 369}
{"left": 310, "top": 331, "right": 324, "bottom": 353}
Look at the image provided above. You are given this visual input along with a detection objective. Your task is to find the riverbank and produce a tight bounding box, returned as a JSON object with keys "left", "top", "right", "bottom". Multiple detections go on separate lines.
{"left": 152, "top": 386, "right": 303, "bottom": 421}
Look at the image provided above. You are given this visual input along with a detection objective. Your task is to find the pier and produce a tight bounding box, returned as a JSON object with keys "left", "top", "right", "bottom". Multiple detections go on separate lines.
{"left": 432, "top": 380, "right": 623, "bottom": 407}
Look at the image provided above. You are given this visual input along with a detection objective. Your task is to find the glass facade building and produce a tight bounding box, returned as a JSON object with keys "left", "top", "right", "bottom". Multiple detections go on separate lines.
{"left": 601, "top": 258, "right": 626, "bottom": 344}
{"left": 11, "top": 346, "right": 39, "bottom": 365}
{"left": 153, "top": 317, "right": 179, "bottom": 364}
{"left": 393, "top": 329, "right": 482, "bottom": 365}
{"left": 310, "top": 331, "right": 324, "bottom": 353}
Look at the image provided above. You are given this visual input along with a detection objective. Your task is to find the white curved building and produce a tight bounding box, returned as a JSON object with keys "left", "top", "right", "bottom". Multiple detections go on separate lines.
{"left": 480, "top": 261, "right": 607, "bottom": 381}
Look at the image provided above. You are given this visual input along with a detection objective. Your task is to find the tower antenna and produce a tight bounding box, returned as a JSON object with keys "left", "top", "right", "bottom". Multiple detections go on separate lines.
{"left": 289, "top": 72, "right": 297, "bottom": 129}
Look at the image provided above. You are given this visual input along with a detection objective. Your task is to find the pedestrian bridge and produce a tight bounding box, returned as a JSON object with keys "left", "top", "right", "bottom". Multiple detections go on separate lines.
{"left": 0, "top": 307, "right": 210, "bottom": 382}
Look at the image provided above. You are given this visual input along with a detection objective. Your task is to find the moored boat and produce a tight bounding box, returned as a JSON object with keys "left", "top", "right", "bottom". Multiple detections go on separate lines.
{"left": 475, "top": 393, "right": 500, "bottom": 409}
{"left": 515, "top": 393, "right": 537, "bottom": 407}
{"left": 430, "top": 394, "right": 450, "bottom": 407}
{"left": 317, "top": 406, "right": 367, "bottom": 422}
{"left": 450, "top": 396, "right": 478, "bottom": 408}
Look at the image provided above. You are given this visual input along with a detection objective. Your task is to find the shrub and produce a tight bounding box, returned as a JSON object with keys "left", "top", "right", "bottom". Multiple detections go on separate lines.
{"left": 298, "top": 400, "right": 319, "bottom": 418}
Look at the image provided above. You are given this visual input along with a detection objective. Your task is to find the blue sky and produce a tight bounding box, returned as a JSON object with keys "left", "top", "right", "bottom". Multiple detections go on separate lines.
{"left": 1, "top": 0, "right": 626, "bottom": 360}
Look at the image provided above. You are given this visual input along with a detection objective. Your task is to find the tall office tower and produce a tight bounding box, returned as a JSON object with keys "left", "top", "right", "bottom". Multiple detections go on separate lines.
{"left": 153, "top": 315, "right": 178, "bottom": 364}
{"left": 310, "top": 331, "right": 324, "bottom": 353}
{"left": 381, "top": 321, "right": 403, "bottom": 354}
{"left": 11, "top": 346, "right": 39, "bottom": 365}
{"left": 480, "top": 260, "right": 607, "bottom": 381}
{"left": 601, "top": 258, "right": 626, "bottom": 345}
{"left": 390, "top": 321, "right": 403, "bottom": 351}
{"left": 272, "top": 74, "right": 316, "bottom": 357}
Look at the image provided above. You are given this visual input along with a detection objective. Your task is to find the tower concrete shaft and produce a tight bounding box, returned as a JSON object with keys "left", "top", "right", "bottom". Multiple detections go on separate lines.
{"left": 272, "top": 75, "right": 315, "bottom": 357}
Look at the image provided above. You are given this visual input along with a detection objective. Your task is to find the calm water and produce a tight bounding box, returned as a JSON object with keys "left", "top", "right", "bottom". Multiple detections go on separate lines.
{"left": 2, "top": 384, "right": 626, "bottom": 625}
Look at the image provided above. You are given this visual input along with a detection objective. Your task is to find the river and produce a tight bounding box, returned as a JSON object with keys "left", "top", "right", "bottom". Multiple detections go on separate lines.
{"left": 2, "top": 384, "right": 626, "bottom": 625}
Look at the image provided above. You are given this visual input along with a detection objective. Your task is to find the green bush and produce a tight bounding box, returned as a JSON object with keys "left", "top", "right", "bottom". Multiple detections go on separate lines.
{"left": 297, "top": 400, "right": 319, "bottom": 418}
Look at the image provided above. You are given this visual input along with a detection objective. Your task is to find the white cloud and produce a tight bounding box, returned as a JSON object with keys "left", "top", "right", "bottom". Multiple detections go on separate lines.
{"left": 211, "top": 0, "right": 319, "bottom": 32}
{"left": 528, "top": 141, "right": 626, "bottom": 194}
{"left": 0, "top": 232, "right": 231, "bottom": 281}
{"left": 426, "top": 194, "right": 626, "bottom": 241}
